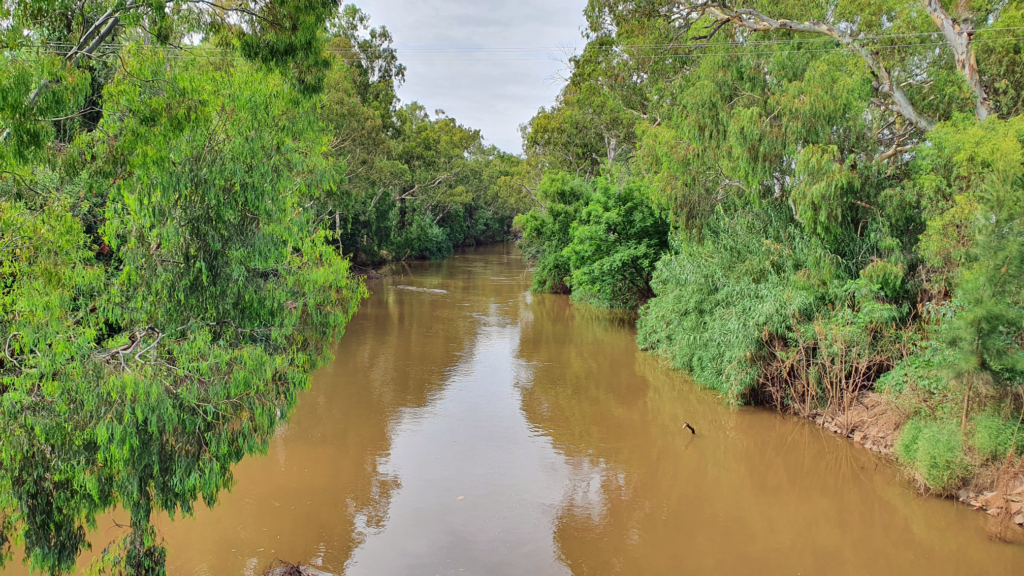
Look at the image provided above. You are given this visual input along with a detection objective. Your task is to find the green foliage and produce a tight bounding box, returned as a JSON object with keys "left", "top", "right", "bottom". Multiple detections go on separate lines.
{"left": 791, "top": 145, "right": 864, "bottom": 244}
{"left": 971, "top": 413, "right": 1024, "bottom": 461}
{"left": 564, "top": 178, "right": 670, "bottom": 308}
{"left": 939, "top": 175, "right": 1024, "bottom": 387}
{"left": 514, "top": 173, "right": 592, "bottom": 294}
{"left": 0, "top": 1, "right": 528, "bottom": 572}
{"left": 637, "top": 206, "right": 825, "bottom": 401}
{"left": 515, "top": 0, "right": 1024, "bottom": 493}
{"left": 329, "top": 101, "right": 527, "bottom": 264}
{"left": 236, "top": 0, "right": 340, "bottom": 94}
{"left": 1, "top": 4, "right": 531, "bottom": 566}
{"left": 2, "top": 47, "right": 369, "bottom": 574}
{"left": 515, "top": 171, "right": 670, "bottom": 307}
{"left": 977, "top": 3, "right": 1024, "bottom": 118}
{"left": 0, "top": 54, "right": 92, "bottom": 164}
{"left": 876, "top": 343, "right": 949, "bottom": 397}
{"left": 917, "top": 193, "right": 982, "bottom": 274}
{"left": 328, "top": 4, "right": 407, "bottom": 124}
{"left": 393, "top": 215, "right": 453, "bottom": 261}
{"left": 895, "top": 418, "right": 971, "bottom": 492}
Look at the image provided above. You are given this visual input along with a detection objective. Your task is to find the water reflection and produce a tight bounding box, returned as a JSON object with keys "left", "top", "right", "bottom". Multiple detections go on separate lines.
{"left": 160, "top": 249, "right": 540, "bottom": 574}
{"left": 9, "top": 244, "right": 1024, "bottom": 575}
{"left": 516, "top": 291, "right": 1024, "bottom": 575}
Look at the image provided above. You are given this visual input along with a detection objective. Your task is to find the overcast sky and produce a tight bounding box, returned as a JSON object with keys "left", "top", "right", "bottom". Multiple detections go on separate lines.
{"left": 351, "top": 0, "right": 588, "bottom": 153}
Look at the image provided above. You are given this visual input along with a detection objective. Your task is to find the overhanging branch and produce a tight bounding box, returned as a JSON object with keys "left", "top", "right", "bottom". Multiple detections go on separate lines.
{"left": 699, "top": 3, "right": 936, "bottom": 133}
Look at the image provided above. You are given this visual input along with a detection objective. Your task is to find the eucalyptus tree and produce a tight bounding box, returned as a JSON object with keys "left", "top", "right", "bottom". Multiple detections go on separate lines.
{"left": 660, "top": 0, "right": 997, "bottom": 127}
{"left": 1, "top": 0, "right": 342, "bottom": 138}
{"left": 329, "top": 4, "right": 407, "bottom": 127}
{"left": 0, "top": 2, "right": 378, "bottom": 574}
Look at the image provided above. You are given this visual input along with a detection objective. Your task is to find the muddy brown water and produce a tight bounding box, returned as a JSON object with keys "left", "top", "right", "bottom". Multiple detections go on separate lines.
{"left": 9, "top": 243, "right": 1024, "bottom": 575}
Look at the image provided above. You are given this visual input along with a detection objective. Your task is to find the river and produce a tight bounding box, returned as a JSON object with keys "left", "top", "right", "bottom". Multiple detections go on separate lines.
{"left": 10, "top": 244, "right": 1024, "bottom": 574}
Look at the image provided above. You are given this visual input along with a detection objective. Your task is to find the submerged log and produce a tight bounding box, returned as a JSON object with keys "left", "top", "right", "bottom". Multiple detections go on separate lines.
{"left": 264, "top": 561, "right": 336, "bottom": 576}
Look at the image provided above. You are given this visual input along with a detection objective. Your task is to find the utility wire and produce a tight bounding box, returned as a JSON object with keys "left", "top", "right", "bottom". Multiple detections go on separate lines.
{"left": 20, "top": 25, "right": 1024, "bottom": 55}
{"left": 16, "top": 36, "right": 1024, "bottom": 63}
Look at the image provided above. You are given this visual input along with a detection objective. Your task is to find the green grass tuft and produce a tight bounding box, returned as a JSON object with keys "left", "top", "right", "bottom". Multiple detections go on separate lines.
{"left": 895, "top": 418, "right": 971, "bottom": 492}
{"left": 971, "top": 413, "right": 1024, "bottom": 461}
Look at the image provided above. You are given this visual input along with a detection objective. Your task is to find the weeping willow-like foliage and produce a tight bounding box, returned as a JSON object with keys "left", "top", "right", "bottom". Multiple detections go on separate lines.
{"left": 2, "top": 48, "right": 368, "bottom": 575}
{"left": 0, "top": 1, "right": 532, "bottom": 573}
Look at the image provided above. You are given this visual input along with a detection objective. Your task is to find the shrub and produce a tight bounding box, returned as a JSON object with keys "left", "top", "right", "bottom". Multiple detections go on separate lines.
{"left": 393, "top": 215, "right": 453, "bottom": 260}
{"left": 875, "top": 343, "right": 949, "bottom": 396}
{"left": 564, "top": 179, "right": 670, "bottom": 309}
{"left": 513, "top": 172, "right": 592, "bottom": 294}
{"left": 637, "top": 205, "right": 824, "bottom": 402}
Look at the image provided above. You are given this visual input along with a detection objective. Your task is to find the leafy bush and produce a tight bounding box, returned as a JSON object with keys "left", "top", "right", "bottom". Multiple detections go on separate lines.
{"left": 515, "top": 173, "right": 669, "bottom": 307}
{"left": 895, "top": 418, "right": 971, "bottom": 492}
{"left": 637, "top": 206, "right": 824, "bottom": 401}
{"left": 514, "top": 172, "right": 592, "bottom": 294}
{"left": 875, "top": 345, "right": 949, "bottom": 396}
{"left": 564, "top": 178, "right": 670, "bottom": 308}
{"left": 393, "top": 215, "right": 453, "bottom": 260}
{"left": 912, "top": 118, "right": 1024, "bottom": 391}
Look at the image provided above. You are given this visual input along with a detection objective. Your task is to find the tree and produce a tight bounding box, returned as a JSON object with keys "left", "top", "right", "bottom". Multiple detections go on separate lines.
{"left": 329, "top": 4, "right": 407, "bottom": 125}
{"left": 660, "top": 1, "right": 1000, "bottom": 129}
{"left": 1, "top": 4, "right": 370, "bottom": 571}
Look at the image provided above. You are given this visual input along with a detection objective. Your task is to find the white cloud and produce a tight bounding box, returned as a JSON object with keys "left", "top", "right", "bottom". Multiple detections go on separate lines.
{"left": 352, "top": 0, "right": 588, "bottom": 153}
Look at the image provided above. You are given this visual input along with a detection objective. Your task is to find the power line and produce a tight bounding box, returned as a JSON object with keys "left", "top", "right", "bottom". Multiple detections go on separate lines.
{"left": 385, "top": 25, "right": 1024, "bottom": 52}
{"left": 17, "top": 36, "right": 1024, "bottom": 63}
{"left": 19, "top": 25, "right": 1024, "bottom": 56}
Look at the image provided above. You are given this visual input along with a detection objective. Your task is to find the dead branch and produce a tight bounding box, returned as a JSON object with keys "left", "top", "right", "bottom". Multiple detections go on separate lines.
{"left": 515, "top": 181, "right": 542, "bottom": 206}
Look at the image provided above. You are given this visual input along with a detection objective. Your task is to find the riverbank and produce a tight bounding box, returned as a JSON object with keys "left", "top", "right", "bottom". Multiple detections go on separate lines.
{"left": 809, "top": 392, "right": 1024, "bottom": 542}
{"left": 350, "top": 239, "right": 515, "bottom": 280}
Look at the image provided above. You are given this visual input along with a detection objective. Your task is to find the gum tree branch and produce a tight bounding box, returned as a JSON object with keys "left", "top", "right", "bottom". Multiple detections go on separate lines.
{"left": 1, "top": 0, "right": 277, "bottom": 144}
{"left": 0, "top": 7, "right": 122, "bottom": 143}
{"left": 697, "top": 3, "right": 936, "bottom": 132}
{"left": 919, "top": 0, "right": 993, "bottom": 120}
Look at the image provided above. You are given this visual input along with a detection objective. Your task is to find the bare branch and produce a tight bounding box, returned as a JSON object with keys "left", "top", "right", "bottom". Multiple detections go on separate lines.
{"left": 514, "top": 181, "right": 542, "bottom": 206}
{"left": 876, "top": 145, "right": 912, "bottom": 164}
{"left": 919, "top": 0, "right": 993, "bottom": 120}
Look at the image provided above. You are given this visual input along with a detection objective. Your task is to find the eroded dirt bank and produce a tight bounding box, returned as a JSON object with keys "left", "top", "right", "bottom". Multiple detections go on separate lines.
{"left": 812, "top": 392, "right": 1024, "bottom": 543}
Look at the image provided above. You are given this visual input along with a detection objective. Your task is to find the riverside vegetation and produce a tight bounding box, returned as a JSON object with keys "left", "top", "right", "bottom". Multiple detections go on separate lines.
{"left": 5, "top": 0, "right": 1024, "bottom": 573}
{"left": 0, "top": 1, "right": 532, "bottom": 573}
{"left": 513, "top": 0, "right": 1024, "bottom": 521}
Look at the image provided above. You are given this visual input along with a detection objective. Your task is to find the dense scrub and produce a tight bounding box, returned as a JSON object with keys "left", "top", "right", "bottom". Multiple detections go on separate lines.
{"left": 515, "top": 173, "right": 670, "bottom": 308}
{"left": 0, "top": 1, "right": 530, "bottom": 573}
{"left": 516, "top": 0, "right": 1024, "bottom": 496}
